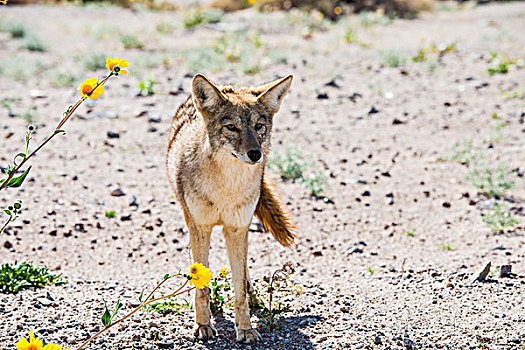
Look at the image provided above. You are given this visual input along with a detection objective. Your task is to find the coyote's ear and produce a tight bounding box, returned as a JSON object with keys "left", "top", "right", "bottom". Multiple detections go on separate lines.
{"left": 257, "top": 75, "right": 293, "bottom": 114}
{"left": 192, "top": 74, "right": 228, "bottom": 115}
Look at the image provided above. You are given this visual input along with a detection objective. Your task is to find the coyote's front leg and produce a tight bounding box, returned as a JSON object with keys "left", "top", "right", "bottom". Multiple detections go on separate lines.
{"left": 184, "top": 211, "right": 215, "bottom": 340}
{"left": 224, "top": 225, "right": 262, "bottom": 344}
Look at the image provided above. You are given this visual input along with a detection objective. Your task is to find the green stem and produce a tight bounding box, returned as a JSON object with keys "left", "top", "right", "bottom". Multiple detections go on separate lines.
{"left": 0, "top": 215, "right": 13, "bottom": 235}
{"left": 0, "top": 72, "right": 113, "bottom": 193}
{"left": 76, "top": 279, "right": 193, "bottom": 350}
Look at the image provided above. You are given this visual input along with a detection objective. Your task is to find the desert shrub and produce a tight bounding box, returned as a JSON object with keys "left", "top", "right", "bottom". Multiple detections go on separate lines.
{"left": 83, "top": 52, "right": 107, "bottom": 71}
{"left": 2, "top": 21, "right": 28, "bottom": 38}
{"left": 0, "top": 261, "right": 65, "bottom": 294}
{"left": 22, "top": 35, "right": 47, "bottom": 52}
{"left": 184, "top": 7, "right": 224, "bottom": 28}
{"left": 120, "top": 33, "right": 145, "bottom": 49}
{"left": 381, "top": 49, "right": 406, "bottom": 67}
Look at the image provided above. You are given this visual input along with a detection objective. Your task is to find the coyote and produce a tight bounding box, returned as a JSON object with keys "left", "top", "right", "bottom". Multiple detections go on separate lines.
{"left": 166, "top": 74, "right": 297, "bottom": 343}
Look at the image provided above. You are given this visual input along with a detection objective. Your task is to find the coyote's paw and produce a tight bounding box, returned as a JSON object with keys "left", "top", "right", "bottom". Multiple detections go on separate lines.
{"left": 195, "top": 324, "right": 217, "bottom": 341}
{"left": 236, "top": 328, "right": 262, "bottom": 344}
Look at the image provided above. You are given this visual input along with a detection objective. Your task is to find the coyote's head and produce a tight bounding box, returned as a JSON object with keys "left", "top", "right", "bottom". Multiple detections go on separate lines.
{"left": 191, "top": 74, "right": 292, "bottom": 165}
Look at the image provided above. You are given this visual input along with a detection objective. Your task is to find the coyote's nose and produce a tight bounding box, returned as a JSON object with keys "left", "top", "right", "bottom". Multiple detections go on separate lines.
{"left": 247, "top": 149, "right": 262, "bottom": 162}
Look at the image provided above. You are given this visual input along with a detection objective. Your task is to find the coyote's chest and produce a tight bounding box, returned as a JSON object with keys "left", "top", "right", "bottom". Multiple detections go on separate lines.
{"left": 185, "top": 153, "right": 263, "bottom": 228}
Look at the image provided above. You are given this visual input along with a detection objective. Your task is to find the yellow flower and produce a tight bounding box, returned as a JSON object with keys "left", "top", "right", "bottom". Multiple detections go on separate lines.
{"left": 334, "top": 6, "right": 342, "bottom": 15}
{"left": 79, "top": 77, "right": 104, "bottom": 100}
{"left": 219, "top": 267, "right": 228, "bottom": 278}
{"left": 106, "top": 56, "right": 129, "bottom": 75}
{"left": 16, "top": 330, "right": 43, "bottom": 350}
{"left": 42, "top": 345, "right": 62, "bottom": 350}
{"left": 189, "top": 262, "right": 213, "bottom": 289}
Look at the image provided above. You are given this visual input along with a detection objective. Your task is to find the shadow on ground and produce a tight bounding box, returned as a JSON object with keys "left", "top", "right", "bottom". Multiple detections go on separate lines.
{"left": 200, "top": 313, "right": 323, "bottom": 349}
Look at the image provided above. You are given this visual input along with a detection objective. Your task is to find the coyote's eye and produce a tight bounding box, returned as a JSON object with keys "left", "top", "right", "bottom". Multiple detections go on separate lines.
{"left": 254, "top": 123, "right": 265, "bottom": 131}
{"left": 225, "top": 124, "right": 238, "bottom": 132}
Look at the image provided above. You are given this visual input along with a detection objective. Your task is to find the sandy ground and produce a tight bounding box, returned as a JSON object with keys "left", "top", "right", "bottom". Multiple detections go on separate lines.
{"left": 0, "top": 2, "right": 524, "bottom": 349}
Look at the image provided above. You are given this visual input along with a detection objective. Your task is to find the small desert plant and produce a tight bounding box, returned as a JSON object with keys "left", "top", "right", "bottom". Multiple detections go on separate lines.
{"left": 481, "top": 202, "right": 519, "bottom": 233}
{"left": 183, "top": 8, "right": 223, "bottom": 29}
{"left": 105, "top": 210, "right": 117, "bottom": 218}
{"left": 439, "top": 243, "right": 454, "bottom": 251}
{"left": 15, "top": 105, "right": 38, "bottom": 123}
{"left": 343, "top": 27, "right": 369, "bottom": 47}
{"left": 403, "top": 230, "right": 415, "bottom": 236}
{"left": 466, "top": 163, "right": 515, "bottom": 198}
{"left": 0, "top": 54, "right": 43, "bottom": 81}
{"left": 156, "top": 22, "right": 177, "bottom": 34}
{"left": 1, "top": 97, "right": 20, "bottom": 109}
{"left": 486, "top": 51, "right": 524, "bottom": 76}
{"left": 484, "top": 121, "right": 507, "bottom": 144}
{"left": 301, "top": 170, "right": 327, "bottom": 197}
{"left": 443, "top": 139, "right": 480, "bottom": 165}
{"left": 0, "top": 261, "right": 66, "bottom": 294}
{"left": 381, "top": 49, "right": 406, "bottom": 67}
{"left": 145, "top": 295, "right": 191, "bottom": 314}
{"left": 250, "top": 261, "right": 302, "bottom": 330}
{"left": 268, "top": 144, "right": 309, "bottom": 181}
{"left": 357, "top": 11, "right": 393, "bottom": 27}
{"left": 138, "top": 78, "right": 160, "bottom": 96}
{"left": 22, "top": 35, "right": 47, "bottom": 52}
{"left": 120, "top": 33, "right": 145, "bottom": 49}
{"left": 2, "top": 21, "right": 27, "bottom": 38}
{"left": 269, "top": 144, "right": 328, "bottom": 196}
{"left": 210, "top": 267, "right": 233, "bottom": 313}
{"left": 47, "top": 71, "right": 80, "bottom": 87}
{"left": 83, "top": 52, "right": 107, "bottom": 71}
{"left": 412, "top": 42, "right": 456, "bottom": 63}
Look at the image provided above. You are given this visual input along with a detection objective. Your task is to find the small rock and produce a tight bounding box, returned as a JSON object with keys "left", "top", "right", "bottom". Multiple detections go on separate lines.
{"left": 479, "top": 198, "right": 496, "bottom": 210}
{"left": 357, "top": 177, "right": 367, "bottom": 184}
{"left": 130, "top": 195, "right": 138, "bottom": 207}
{"left": 317, "top": 92, "right": 329, "bottom": 99}
{"left": 374, "top": 336, "right": 382, "bottom": 345}
{"left": 36, "top": 297, "right": 52, "bottom": 307}
{"left": 3, "top": 241, "right": 13, "bottom": 249}
{"left": 29, "top": 90, "right": 46, "bottom": 98}
{"left": 442, "top": 201, "right": 451, "bottom": 208}
{"left": 324, "top": 77, "right": 341, "bottom": 88}
{"left": 148, "top": 115, "right": 162, "bottom": 123}
{"left": 120, "top": 213, "right": 132, "bottom": 221}
{"left": 500, "top": 265, "right": 512, "bottom": 278}
{"left": 312, "top": 251, "right": 323, "bottom": 257}
{"left": 362, "top": 190, "right": 371, "bottom": 196}
{"left": 348, "top": 248, "right": 363, "bottom": 254}
{"left": 368, "top": 106, "right": 379, "bottom": 114}
{"left": 392, "top": 117, "right": 407, "bottom": 125}
{"left": 107, "top": 131, "right": 120, "bottom": 139}
{"left": 111, "top": 188, "right": 126, "bottom": 197}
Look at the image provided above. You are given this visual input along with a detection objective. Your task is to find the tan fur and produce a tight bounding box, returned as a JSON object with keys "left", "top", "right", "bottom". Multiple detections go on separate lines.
{"left": 166, "top": 74, "right": 295, "bottom": 344}
{"left": 255, "top": 173, "right": 297, "bottom": 247}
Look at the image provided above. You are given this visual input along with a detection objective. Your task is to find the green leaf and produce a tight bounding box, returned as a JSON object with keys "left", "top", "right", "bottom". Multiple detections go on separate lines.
{"left": 4, "top": 210, "right": 12, "bottom": 216}
{"left": 6, "top": 166, "right": 32, "bottom": 188}
{"left": 115, "top": 299, "right": 122, "bottom": 311}
{"left": 101, "top": 309, "right": 111, "bottom": 328}
{"left": 138, "top": 289, "right": 144, "bottom": 302}
{"left": 54, "top": 129, "right": 66, "bottom": 135}
{"left": 163, "top": 273, "right": 170, "bottom": 280}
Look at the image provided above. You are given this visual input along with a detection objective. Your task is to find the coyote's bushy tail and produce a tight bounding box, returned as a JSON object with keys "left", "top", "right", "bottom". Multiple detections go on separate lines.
{"left": 254, "top": 173, "right": 297, "bottom": 247}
